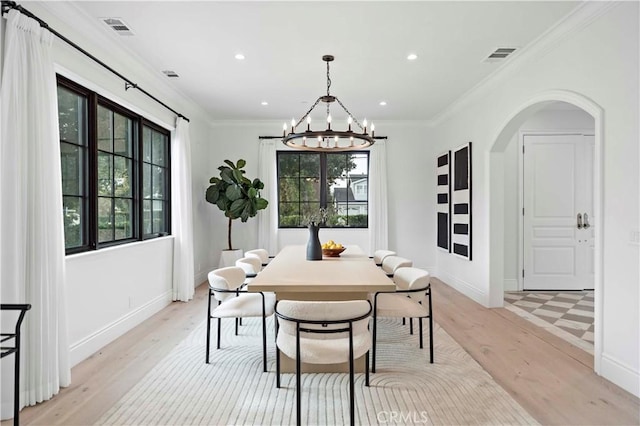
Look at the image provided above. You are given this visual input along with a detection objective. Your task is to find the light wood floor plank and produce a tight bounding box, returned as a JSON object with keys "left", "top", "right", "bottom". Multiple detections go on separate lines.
{"left": 2, "top": 279, "right": 638, "bottom": 425}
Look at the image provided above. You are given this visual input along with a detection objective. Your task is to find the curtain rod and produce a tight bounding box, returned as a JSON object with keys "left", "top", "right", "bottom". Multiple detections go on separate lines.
{"left": 1, "top": 0, "right": 190, "bottom": 123}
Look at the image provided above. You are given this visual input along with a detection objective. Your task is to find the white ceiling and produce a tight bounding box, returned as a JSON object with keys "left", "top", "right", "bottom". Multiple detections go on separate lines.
{"left": 44, "top": 1, "right": 582, "bottom": 123}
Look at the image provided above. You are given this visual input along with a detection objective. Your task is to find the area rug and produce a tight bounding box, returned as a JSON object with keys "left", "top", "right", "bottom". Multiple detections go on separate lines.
{"left": 97, "top": 316, "right": 537, "bottom": 425}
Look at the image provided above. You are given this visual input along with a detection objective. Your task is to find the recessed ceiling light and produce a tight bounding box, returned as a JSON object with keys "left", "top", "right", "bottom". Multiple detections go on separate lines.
{"left": 407, "top": 53, "right": 418, "bottom": 61}
{"left": 235, "top": 53, "right": 245, "bottom": 60}
{"left": 379, "top": 101, "right": 387, "bottom": 106}
{"left": 261, "top": 101, "right": 268, "bottom": 106}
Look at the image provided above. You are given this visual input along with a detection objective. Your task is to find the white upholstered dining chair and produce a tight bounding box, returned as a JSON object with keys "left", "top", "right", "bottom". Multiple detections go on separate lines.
{"left": 381, "top": 255, "right": 413, "bottom": 277}
{"left": 372, "top": 249, "right": 396, "bottom": 266}
{"left": 274, "top": 300, "right": 372, "bottom": 426}
{"left": 206, "top": 266, "right": 275, "bottom": 372}
{"left": 245, "top": 248, "right": 272, "bottom": 267}
{"left": 370, "top": 267, "right": 433, "bottom": 373}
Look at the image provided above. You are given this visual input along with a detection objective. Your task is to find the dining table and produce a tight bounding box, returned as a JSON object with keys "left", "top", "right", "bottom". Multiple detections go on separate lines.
{"left": 246, "top": 244, "right": 396, "bottom": 372}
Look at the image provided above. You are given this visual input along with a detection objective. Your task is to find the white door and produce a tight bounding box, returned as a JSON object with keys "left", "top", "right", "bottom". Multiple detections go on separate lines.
{"left": 522, "top": 134, "right": 594, "bottom": 290}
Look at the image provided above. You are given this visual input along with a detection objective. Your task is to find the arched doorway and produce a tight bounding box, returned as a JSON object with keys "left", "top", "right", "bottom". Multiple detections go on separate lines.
{"left": 487, "top": 90, "right": 604, "bottom": 373}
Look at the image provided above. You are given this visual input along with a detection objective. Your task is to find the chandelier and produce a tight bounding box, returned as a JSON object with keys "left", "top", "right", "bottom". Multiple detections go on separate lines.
{"left": 282, "top": 55, "right": 375, "bottom": 152}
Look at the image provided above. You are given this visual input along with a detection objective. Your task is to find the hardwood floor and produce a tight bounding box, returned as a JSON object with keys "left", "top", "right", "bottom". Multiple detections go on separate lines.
{"left": 3, "top": 279, "right": 639, "bottom": 425}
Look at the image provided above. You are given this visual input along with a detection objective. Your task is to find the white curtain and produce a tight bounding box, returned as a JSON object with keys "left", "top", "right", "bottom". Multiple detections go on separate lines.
{"left": 368, "top": 139, "right": 389, "bottom": 256}
{"left": 257, "top": 140, "right": 278, "bottom": 254}
{"left": 0, "top": 9, "right": 70, "bottom": 418}
{"left": 171, "top": 118, "right": 195, "bottom": 301}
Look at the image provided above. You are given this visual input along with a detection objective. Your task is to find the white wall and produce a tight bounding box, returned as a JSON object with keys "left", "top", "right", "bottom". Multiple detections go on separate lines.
{"left": 431, "top": 3, "right": 639, "bottom": 395}
{"left": 8, "top": 3, "right": 215, "bottom": 367}
{"left": 502, "top": 107, "right": 595, "bottom": 290}
{"left": 206, "top": 121, "right": 437, "bottom": 271}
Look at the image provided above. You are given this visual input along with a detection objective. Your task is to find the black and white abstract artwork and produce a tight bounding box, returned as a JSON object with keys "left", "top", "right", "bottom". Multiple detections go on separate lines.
{"left": 451, "top": 142, "right": 472, "bottom": 260}
{"left": 436, "top": 151, "right": 451, "bottom": 252}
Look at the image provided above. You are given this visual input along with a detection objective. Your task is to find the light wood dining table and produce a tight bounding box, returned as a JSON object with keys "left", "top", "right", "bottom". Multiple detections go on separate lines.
{"left": 246, "top": 244, "right": 396, "bottom": 300}
{"left": 246, "top": 244, "right": 396, "bottom": 372}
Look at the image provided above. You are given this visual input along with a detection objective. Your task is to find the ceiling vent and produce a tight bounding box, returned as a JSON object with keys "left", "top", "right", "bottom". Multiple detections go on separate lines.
{"left": 162, "top": 70, "right": 180, "bottom": 78}
{"left": 484, "top": 47, "right": 517, "bottom": 63}
{"left": 100, "top": 18, "right": 134, "bottom": 36}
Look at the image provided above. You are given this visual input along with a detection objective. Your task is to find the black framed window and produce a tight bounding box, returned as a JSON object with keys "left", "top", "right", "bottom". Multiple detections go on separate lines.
{"left": 277, "top": 151, "right": 369, "bottom": 228}
{"left": 57, "top": 75, "right": 171, "bottom": 254}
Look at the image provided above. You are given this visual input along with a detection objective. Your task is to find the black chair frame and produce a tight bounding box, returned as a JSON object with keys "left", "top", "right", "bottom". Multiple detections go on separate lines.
{"left": 274, "top": 301, "right": 372, "bottom": 426}
{"left": 1, "top": 304, "right": 31, "bottom": 426}
{"left": 205, "top": 285, "right": 269, "bottom": 372}
{"left": 372, "top": 284, "right": 433, "bottom": 373}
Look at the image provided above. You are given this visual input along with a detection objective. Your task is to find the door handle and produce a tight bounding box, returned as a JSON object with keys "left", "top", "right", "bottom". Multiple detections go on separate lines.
{"left": 577, "top": 213, "right": 583, "bottom": 229}
{"left": 583, "top": 213, "right": 590, "bottom": 229}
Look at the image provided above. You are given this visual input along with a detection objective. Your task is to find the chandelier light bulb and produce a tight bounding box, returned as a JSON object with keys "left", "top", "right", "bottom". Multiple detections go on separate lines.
{"left": 350, "top": 136, "right": 354, "bottom": 147}
{"left": 303, "top": 136, "right": 307, "bottom": 147}
{"left": 283, "top": 122, "right": 287, "bottom": 136}
{"left": 307, "top": 116, "right": 311, "bottom": 131}
{"left": 291, "top": 118, "right": 295, "bottom": 132}
{"left": 371, "top": 123, "right": 375, "bottom": 137}
{"left": 363, "top": 119, "right": 368, "bottom": 133}
{"left": 334, "top": 136, "right": 339, "bottom": 148}
{"left": 347, "top": 116, "right": 352, "bottom": 131}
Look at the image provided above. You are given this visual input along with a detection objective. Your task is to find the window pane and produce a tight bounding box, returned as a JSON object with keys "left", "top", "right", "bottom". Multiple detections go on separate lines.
{"left": 57, "top": 87, "right": 86, "bottom": 145}
{"left": 114, "top": 198, "right": 133, "bottom": 240}
{"left": 114, "top": 157, "right": 132, "bottom": 197}
{"left": 142, "top": 200, "right": 152, "bottom": 234}
{"left": 299, "top": 154, "right": 320, "bottom": 177}
{"left": 97, "top": 105, "right": 113, "bottom": 152}
{"left": 143, "top": 126, "right": 152, "bottom": 163}
{"left": 300, "top": 202, "right": 321, "bottom": 220}
{"left": 279, "top": 202, "right": 300, "bottom": 227}
{"left": 97, "top": 152, "right": 113, "bottom": 196}
{"left": 300, "top": 177, "right": 320, "bottom": 201}
{"left": 152, "top": 166, "right": 165, "bottom": 199}
{"left": 143, "top": 163, "right": 152, "bottom": 199}
{"left": 152, "top": 200, "right": 165, "bottom": 233}
{"left": 278, "top": 178, "right": 299, "bottom": 202}
{"left": 278, "top": 154, "right": 299, "bottom": 177}
{"left": 113, "top": 112, "right": 132, "bottom": 157}
{"left": 63, "top": 196, "right": 83, "bottom": 248}
{"left": 98, "top": 197, "right": 113, "bottom": 242}
{"left": 327, "top": 153, "right": 349, "bottom": 180}
{"left": 152, "top": 131, "right": 166, "bottom": 166}
{"left": 61, "top": 142, "right": 83, "bottom": 196}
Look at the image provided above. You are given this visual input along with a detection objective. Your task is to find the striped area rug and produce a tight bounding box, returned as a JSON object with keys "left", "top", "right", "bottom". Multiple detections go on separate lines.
{"left": 97, "top": 317, "right": 537, "bottom": 425}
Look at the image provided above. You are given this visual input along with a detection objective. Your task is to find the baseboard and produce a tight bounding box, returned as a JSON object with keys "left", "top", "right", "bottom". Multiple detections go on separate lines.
{"left": 435, "top": 271, "right": 487, "bottom": 306}
{"left": 69, "top": 291, "right": 172, "bottom": 367}
{"left": 600, "top": 353, "right": 640, "bottom": 397}
{"left": 503, "top": 278, "right": 519, "bottom": 292}
{"left": 195, "top": 270, "right": 209, "bottom": 287}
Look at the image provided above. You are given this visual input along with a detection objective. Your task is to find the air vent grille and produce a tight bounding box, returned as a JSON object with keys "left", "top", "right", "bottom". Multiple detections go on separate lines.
{"left": 484, "top": 47, "right": 517, "bottom": 63}
{"left": 162, "top": 70, "right": 180, "bottom": 78}
{"left": 100, "top": 17, "right": 134, "bottom": 36}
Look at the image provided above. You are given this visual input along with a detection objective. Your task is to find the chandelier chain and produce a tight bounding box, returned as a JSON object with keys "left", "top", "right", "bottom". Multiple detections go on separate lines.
{"left": 326, "top": 59, "right": 331, "bottom": 96}
{"left": 335, "top": 97, "right": 364, "bottom": 131}
{"left": 293, "top": 97, "right": 322, "bottom": 129}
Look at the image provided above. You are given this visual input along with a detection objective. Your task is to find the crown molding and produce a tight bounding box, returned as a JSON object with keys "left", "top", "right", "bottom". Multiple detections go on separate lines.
{"left": 427, "top": 1, "right": 620, "bottom": 127}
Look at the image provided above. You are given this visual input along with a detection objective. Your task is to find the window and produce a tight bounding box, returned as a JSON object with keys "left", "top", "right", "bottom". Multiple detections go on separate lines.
{"left": 57, "top": 76, "right": 170, "bottom": 254}
{"left": 277, "top": 151, "right": 369, "bottom": 228}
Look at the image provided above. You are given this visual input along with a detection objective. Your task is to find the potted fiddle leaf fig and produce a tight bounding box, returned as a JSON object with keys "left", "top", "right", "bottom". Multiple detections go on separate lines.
{"left": 205, "top": 159, "right": 268, "bottom": 250}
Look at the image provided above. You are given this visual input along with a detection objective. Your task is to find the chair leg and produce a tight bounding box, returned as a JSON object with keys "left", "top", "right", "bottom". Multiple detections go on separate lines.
{"left": 349, "top": 331, "right": 355, "bottom": 426}
{"left": 235, "top": 317, "right": 239, "bottom": 335}
{"left": 410, "top": 318, "right": 414, "bottom": 335}
{"left": 429, "top": 290, "right": 434, "bottom": 364}
{"left": 276, "top": 348, "right": 281, "bottom": 388}
{"left": 372, "top": 311, "right": 378, "bottom": 373}
{"left": 206, "top": 291, "right": 212, "bottom": 364}
{"left": 217, "top": 317, "right": 222, "bottom": 350}
{"left": 296, "top": 327, "right": 301, "bottom": 426}
{"left": 365, "top": 351, "right": 370, "bottom": 387}
{"left": 419, "top": 318, "right": 424, "bottom": 349}
{"left": 262, "top": 313, "right": 267, "bottom": 372}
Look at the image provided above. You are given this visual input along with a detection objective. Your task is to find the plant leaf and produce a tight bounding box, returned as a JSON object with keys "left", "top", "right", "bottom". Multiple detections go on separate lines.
{"left": 232, "top": 169, "right": 244, "bottom": 183}
{"left": 236, "top": 159, "right": 246, "bottom": 169}
{"left": 229, "top": 199, "right": 246, "bottom": 218}
{"left": 248, "top": 187, "right": 257, "bottom": 198}
{"left": 226, "top": 184, "right": 242, "bottom": 201}
{"left": 255, "top": 197, "right": 268, "bottom": 210}
{"left": 205, "top": 185, "right": 220, "bottom": 204}
{"left": 224, "top": 159, "right": 235, "bottom": 169}
{"left": 220, "top": 168, "right": 233, "bottom": 184}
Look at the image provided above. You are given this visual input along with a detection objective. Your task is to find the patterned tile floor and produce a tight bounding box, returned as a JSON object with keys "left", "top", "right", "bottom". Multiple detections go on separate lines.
{"left": 504, "top": 291, "right": 594, "bottom": 353}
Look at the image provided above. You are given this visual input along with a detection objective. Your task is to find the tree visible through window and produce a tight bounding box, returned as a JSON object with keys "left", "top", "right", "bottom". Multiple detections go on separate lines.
{"left": 277, "top": 151, "right": 369, "bottom": 228}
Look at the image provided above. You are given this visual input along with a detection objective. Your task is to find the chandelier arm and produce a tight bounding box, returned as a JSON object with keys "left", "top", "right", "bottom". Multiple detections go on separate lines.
{"left": 334, "top": 97, "right": 365, "bottom": 131}
{"left": 294, "top": 97, "right": 323, "bottom": 129}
